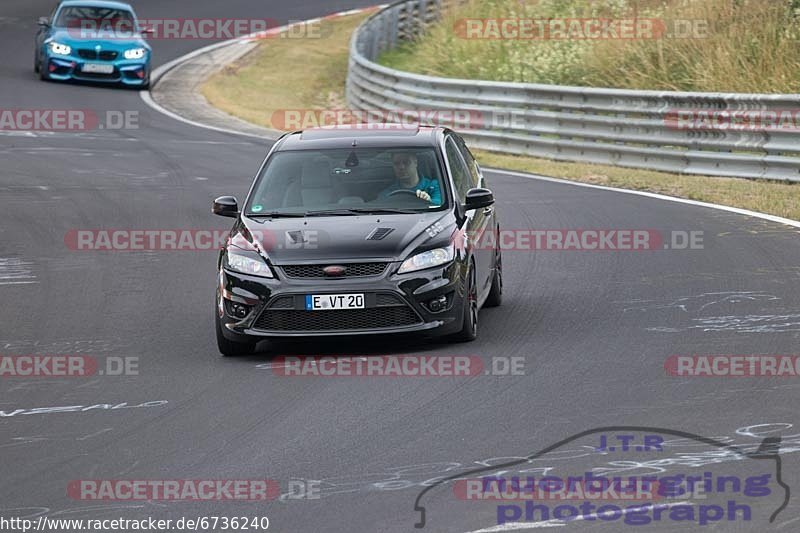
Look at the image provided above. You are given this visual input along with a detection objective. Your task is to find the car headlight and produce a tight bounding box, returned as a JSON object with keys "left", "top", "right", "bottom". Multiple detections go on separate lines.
{"left": 224, "top": 249, "right": 274, "bottom": 278}
{"left": 398, "top": 245, "right": 455, "bottom": 274}
{"left": 124, "top": 48, "right": 146, "bottom": 60}
{"left": 48, "top": 42, "right": 71, "bottom": 55}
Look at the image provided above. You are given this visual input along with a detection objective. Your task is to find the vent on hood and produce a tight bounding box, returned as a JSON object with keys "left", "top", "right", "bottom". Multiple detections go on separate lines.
{"left": 366, "top": 227, "right": 394, "bottom": 241}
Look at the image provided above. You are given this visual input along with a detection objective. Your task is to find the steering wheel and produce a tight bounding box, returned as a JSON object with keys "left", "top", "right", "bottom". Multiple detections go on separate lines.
{"left": 387, "top": 189, "right": 420, "bottom": 198}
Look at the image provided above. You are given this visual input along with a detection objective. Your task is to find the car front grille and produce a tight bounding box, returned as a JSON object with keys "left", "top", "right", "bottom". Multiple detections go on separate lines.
{"left": 375, "top": 293, "right": 406, "bottom": 306}
{"left": 253, "top": 306, "right": 421, "bottom": 332}
{"left": 266, "top": 295, "right": 295, "bottom": 310}
{"left": 75, "top": 70, "right": 119, "bottom": 80}
{"left": 280, "top": 263, "right": 388, "bottom": 279}
{"left": 77, "top": 50, "right": 118, "bottom": 60}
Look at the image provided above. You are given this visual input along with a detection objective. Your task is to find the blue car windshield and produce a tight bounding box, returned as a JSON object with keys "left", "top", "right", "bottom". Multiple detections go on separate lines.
{"left": 246, "top": 148, "right": 449, "bottom": 215}
{"left": 54, "top": 6, "right": 137, "bottom": 34}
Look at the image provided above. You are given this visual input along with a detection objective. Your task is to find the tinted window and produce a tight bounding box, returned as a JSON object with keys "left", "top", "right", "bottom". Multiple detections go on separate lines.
{"left": 445, "top": 137, "right": 471, "bottom": 202}
{"left": 456, "top": 137, "right": 481, "bottom": 188}
{"left": 246, "top": 147, "right": 447, "bottom": 214}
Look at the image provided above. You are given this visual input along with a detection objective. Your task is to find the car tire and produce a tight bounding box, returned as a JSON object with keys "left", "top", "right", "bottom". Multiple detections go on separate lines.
{"left": 34, "top": 52, "right": 40, "bottom": 73}
{"left": 484, "top": 244, "right": 503, "bottom": 308}
{"left": 215, "top": 311, "right": 256, "bottom": 357}
{"left": 39, "top": 59, "right": 49, "bottom": 81}
{"left": 451, "top": 262, "right": 478, "bottom": 342}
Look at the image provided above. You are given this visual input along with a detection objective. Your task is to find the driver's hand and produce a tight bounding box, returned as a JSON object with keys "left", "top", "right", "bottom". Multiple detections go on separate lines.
{"left": 416, "top": 190, "right": 432, "bottom": 202}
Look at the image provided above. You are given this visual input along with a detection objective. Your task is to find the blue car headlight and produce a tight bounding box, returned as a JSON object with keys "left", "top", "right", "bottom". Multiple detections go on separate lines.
{"left": 48, "top": 42, "right": 72, "bottom": 55}
{"left": 224, "top": 248, "right": 274, "bottom": 278}
{"left": 123, "top": 48, "right": 147, "bottom": 60}
{"left": 398, "top": 244, "right": 455, "bottom": 274}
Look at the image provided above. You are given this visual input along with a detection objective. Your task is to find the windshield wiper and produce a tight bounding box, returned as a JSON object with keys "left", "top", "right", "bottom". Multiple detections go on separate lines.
{"left": 247, "top": 208, "right": 419, "bottom": 218}
{"left": 246, "top": 212, "right": 308, "bottom": 218}
{"left": 302, "top": 209, "right": 368, "bottom": 216}
{"left": 345, "top": 208, "right": 419, "bottom": 214}
{"left": 306, "top": 208, "right": 419, "bottom": 215}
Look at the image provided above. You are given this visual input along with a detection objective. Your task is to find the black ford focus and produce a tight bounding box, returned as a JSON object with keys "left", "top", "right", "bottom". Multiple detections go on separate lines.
{"left": 212, "top": 126, "right": 502, "bottom": 356}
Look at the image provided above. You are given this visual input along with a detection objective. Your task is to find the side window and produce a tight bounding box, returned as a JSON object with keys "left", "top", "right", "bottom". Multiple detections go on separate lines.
{"left": 445, "top": 137, "right": 471, "bottom": 202}
{"left": 456, "top": 137, "right": 481, "bottom": 188}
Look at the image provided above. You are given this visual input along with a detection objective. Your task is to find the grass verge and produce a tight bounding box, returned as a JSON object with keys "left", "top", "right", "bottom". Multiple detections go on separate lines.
{"left": 201, "top": 10, "right": 800, "bottom": 221}
{"left": 378, "top": 0, "right": 800, "bottom": 93}
{"left": 201, "top": 13, "right": 369, "bottom": 127}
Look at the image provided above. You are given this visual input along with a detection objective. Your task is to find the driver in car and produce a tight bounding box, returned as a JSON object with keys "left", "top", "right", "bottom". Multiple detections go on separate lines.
{"left": 378, "top": 152, "right": 442, "bottom": 205}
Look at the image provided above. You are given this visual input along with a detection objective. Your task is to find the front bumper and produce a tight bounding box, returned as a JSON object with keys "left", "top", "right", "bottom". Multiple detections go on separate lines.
{"left": 44, "top": 54, "right": 149, "bottom": 85}
{"left": 217, "top": 260, "right": 467, "bottom": 340}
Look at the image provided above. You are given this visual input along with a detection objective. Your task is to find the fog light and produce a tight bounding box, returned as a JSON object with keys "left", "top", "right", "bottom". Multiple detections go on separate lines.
{"left": 225, "top": 300, "right": 251, "bottom": 319}
{"left": 428, "top": 295, "right": 448, "bottom": 313}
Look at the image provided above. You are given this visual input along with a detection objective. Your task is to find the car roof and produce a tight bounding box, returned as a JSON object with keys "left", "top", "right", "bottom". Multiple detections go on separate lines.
{"left": 276, "top": 125, "right": 448, "bottom": 151}
{"left": 58, "top": 0, "right": 134, "bottom": 10}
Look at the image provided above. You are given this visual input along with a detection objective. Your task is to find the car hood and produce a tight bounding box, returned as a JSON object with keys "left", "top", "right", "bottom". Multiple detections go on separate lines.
{"left": 232, "top": 211, "right": 457, "bottom": 264}
{"left": 48, "top": 28, "right": 150, "bottom": 50}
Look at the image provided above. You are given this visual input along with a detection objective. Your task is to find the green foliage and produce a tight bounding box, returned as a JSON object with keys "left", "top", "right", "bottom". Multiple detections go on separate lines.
{"left": 379, "top": 0, "right": 800, "bottom": 92}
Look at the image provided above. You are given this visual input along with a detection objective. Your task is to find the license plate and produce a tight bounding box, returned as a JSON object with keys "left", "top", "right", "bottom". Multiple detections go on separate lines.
{"left": 305, "top": 293, "right": 365, "bottom": 310}
{"left": 82, "top": 63, "right": 114, "bottom": 74}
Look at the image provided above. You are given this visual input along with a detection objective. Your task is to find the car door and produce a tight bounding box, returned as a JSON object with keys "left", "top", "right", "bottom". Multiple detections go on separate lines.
{"left": 455, "top": 134, "right": 495, "bottom": 293}
{"left": 444, "top": 135, "right": 492, "bottom": 295}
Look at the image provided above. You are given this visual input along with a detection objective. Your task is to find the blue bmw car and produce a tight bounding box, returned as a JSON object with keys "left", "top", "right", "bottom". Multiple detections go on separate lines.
{"left": 35, "top": 0, "right": 151, "bottom": 88}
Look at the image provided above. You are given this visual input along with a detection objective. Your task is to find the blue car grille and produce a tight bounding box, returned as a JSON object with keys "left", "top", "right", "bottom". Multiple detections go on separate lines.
{"left": 77, "top": 49, "right": 118, "bottom": 61}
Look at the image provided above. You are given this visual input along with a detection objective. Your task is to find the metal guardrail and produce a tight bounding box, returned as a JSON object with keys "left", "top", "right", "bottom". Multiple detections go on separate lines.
{"left": 346, "top": 0, "right": 800, "bottom": 182}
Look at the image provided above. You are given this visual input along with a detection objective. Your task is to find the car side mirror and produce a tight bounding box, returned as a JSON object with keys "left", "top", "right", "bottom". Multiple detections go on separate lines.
{"left": 213, "top": 196, "right": 239, "bottom": 217}
{"left": 139, "top": 25, "right": 153, "bottom": 35}
{"left": 37, "top": 17, "right": 50, "bottom": 27}
{"left": 464, "top": 188, "right": 494, "bottom": 211}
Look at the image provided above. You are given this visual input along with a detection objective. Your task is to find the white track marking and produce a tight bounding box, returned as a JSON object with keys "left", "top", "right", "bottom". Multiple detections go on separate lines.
{"left": 488, "top": 168, "right": 800, "bottom": 229}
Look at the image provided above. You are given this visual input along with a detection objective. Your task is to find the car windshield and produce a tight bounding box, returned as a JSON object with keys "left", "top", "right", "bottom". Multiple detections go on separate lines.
{"left": 245, "top": 148, "right": 448, "bottom": 215}
{"left": 54, "top": 6, "right": 137, "bottom": 34}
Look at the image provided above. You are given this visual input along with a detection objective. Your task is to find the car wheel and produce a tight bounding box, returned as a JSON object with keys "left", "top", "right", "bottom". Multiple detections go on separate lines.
{"left": 34, "top": 52, "right": 40, "bottom": 73}
{"left": 39, "top": 59, "right": 49, "bottom": 81}
{"left": 215, "top": 311, "right": 256, "bottom": 357}
{"left": 451, "top": 262, "right": 478, "bottom": 342}
{"left": 484, "top": 244, "right": 503, "bottom": 307}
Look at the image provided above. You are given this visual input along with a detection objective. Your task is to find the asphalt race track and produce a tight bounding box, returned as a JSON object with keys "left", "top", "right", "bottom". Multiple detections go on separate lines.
{"left": 2, "top": 1, "right": 800, "bottom": 532}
